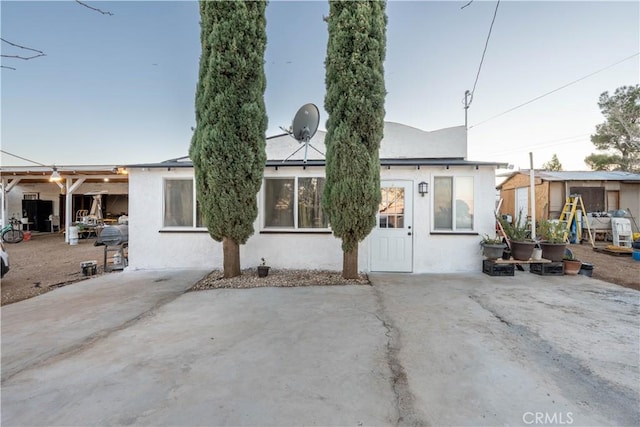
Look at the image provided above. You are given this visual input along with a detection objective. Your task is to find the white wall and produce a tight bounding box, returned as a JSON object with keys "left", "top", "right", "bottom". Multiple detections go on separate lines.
{"left": 128, "top": 167, "right": 344, "bottom": 270}
{"left": 128, "top": 163, "right": 497, "bottom": 273}
{"left": 376, "top": 165, "right": 497, "bottom": 273}
{"left": 5, "top": 182, "right": 63, "bottom": 220}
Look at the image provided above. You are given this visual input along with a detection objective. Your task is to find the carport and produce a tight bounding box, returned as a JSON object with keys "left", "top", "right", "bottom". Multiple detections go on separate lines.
{"left": 0, "top": 165, "right": 129, "bottom": 241}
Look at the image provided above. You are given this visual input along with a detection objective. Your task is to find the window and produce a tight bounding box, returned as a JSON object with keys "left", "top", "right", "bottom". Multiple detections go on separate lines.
{"left": 163, "top": 179, "right": 205, "bottom": 228}
{"left": 264, "top": 177, "right": 328, "bottom": 230}
{"left": 433, "top": 176, "right": 474, "bottom": 231}
{"left": 379, "top": 187, "right": 405, "bottom": 228}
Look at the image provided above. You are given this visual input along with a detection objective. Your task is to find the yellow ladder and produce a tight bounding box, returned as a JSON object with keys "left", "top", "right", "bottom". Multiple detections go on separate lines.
{"left": 559, "top": 195, "right": 594, "bottom": 246}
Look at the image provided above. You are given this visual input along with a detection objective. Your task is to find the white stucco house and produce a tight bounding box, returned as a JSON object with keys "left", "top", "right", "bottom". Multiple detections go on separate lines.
{"left": 127, "top": 122, "right": 506, "bottom": 273}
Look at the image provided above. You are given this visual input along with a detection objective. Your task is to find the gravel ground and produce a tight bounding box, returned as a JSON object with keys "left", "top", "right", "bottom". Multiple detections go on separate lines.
{"left": 189, "top": 269, "right": 370, "bottom": 290}
{"left": 569, "top": 243, "right": 640, "bottom": 290}
{"left": 1, "top": 232, "right": 108, "bottom": 306}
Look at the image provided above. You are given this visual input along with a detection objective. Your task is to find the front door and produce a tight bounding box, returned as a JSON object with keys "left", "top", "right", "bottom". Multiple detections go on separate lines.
{"left": 370, "top": 181, "right": 413, "bottom": 272}
{"left": 515, "top": 187, "right": 528, "bottom": 222}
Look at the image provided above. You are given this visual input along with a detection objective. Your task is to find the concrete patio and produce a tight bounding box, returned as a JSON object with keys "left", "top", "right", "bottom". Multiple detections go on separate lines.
{"left": 2, "top": 270, "right": 638, "bottom": 426}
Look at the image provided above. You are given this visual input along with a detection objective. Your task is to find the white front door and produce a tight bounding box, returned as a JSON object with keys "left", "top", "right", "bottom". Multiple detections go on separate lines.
{"left": 370, "top": 181, "right": 413, "bottom": 272}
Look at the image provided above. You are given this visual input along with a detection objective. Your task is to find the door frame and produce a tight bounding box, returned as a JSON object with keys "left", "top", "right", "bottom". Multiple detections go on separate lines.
{"left": 369, "top": 180, "right": 414, "bottom": 273}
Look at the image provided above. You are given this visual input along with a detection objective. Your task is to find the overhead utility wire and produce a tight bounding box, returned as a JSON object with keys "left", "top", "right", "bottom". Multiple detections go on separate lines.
{"left": 0, "top": 150, "right": 47, "bottom": 167}
{"left": 481, "top": 134, "right": 590, "bottom": 157}
{"left": 468, "top": 0, "right": 500, "bottom": 106}
{"left": 460, "top": 0, "right": 474, "bottom": 10}
{"left": 470, "top": 51, "right": 640, "bottom": 129}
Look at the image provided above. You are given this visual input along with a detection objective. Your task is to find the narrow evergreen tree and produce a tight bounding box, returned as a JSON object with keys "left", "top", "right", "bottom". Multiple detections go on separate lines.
{"left": 323, "top": 0, "right": 387, "bottom": 279}
{"left": 190, "top": 1, "right": 267, "bottom": 278}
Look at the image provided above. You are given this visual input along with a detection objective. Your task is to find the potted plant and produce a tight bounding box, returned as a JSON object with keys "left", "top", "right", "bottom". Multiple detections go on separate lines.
{"left": 536, "top": 219, "right": 567, "bottom": 262}
{"left": 480, "top": 234, "right": 506, "bottom": 260}
{"left": 257, "top": 257, "right": 270, "bottom": 278}
{"left": 497, "top": 210, "right": 535, "bottom": 261}
{"left": 563, "top": 250, "right": 582, "bottom": 275}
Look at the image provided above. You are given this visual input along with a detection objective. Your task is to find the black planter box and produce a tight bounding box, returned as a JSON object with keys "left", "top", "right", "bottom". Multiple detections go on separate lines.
{"left": 530, "top": 262, "right": 564, "bottom": 276}
{"left": 483, "top": 260, "right": 514, "bottom": 276}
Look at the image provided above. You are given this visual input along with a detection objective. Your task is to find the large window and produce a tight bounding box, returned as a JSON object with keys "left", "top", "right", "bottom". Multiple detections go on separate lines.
{"left": 433, "top": 176, "right": 474, "bottom": 231}
{"left": 163, "top": 179, "right": 205, "bottom": 228}
{"left": 264, "top": 177, "right": 328, "bottom": 230}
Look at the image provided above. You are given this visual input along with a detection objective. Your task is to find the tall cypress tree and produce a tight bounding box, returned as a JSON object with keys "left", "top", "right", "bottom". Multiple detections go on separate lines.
{"left": 323, "top": 0, "right": 387, "bottom": 279}
{"left": 190, "top": 0, "right": 267, "bottom": 278}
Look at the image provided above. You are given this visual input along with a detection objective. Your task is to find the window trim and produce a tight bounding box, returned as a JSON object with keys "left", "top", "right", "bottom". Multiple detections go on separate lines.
{"left": 161, "top": 177, "right": 206, "bottom": 230}
{"left": 431, "top": 174, "right": 476, "bottom": 233}
{"left": 261, "top": 175, "right": 331, "bottom": 233}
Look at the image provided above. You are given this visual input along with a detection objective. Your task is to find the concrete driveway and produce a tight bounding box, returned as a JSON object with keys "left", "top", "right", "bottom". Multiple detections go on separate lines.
{"left": 1, "top": 270, "right": 638, "bottom": 426}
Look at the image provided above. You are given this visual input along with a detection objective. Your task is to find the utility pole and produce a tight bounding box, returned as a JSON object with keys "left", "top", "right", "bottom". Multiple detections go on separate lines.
{"left": 464, "top": 90, "right": 471, "bottom": 129}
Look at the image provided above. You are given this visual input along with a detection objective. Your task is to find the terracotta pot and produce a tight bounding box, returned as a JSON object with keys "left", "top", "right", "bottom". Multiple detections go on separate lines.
{"left": 540, "top": 242, "right": 567, "bottom": 262}
{"left": 482, "top": 243, "right": 506, "bottom": 260}
{"left": 510, "top": 240, "right": 536, "bottom": 261}
{"left": 563, "top": 260, "right": 582, "bottom": 275}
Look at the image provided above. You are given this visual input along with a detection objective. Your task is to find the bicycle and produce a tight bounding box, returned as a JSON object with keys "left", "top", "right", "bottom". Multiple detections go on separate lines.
{"left": 1, "top": 217, "right": 24, "bottom": 243}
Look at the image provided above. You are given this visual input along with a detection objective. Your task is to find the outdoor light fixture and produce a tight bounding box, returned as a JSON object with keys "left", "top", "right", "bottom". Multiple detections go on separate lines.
{"left": 418, "top": 181, "right": 428, "bottom": 197}
{"left": 49, "top": 167, "right": 62, "bottom": 182}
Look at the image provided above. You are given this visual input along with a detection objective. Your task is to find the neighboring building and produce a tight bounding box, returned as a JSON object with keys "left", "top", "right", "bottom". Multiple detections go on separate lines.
{"left": 496, "top": 170, "right": 640, "bottom": 222}
{"left": 0, "top": 166, "right": 129, "bottom": 237}
{"left": 128, "top": 122, "right": 507, "bottom": 273}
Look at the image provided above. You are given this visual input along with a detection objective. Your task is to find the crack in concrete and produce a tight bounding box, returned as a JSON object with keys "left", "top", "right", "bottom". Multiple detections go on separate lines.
{"left": 2, "top": 290, "right": 187, "bottom": 384}
{"left": 372, "top": 285, "right": 428, "bottom": 427}
{"left": 469, "top": 293, "right": 640, "bottom": 426}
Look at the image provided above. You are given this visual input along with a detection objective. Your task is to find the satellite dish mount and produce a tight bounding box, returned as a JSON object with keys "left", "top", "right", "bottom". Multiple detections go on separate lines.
{"left": 282, "top": 103, "right": 323, "bottom": 163}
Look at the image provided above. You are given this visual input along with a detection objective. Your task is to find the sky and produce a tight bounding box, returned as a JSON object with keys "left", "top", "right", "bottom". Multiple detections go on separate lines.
{"left": 1, "top": 0, "right": 639, "bottom": 171}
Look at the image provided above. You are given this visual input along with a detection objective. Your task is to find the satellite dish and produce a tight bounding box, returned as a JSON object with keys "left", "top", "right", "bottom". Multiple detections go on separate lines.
{"left": 292, "top": 103, "right": 320, "bottom": 142}
{"left": 282, "top": 103, "right": 324, "bottom": 164}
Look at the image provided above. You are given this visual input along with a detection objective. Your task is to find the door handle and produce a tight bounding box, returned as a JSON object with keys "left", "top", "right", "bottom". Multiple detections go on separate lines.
{"left": 408, "top": 232, "right": 412, "bottom": 236}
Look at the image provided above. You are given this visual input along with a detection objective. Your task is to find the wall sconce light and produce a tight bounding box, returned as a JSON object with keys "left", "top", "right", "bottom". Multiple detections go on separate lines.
{"left": 49, "top": 167, "right": 62, "bottom": 182}
{"left": 418, "top": 181, "right": 428, "bottom": 197}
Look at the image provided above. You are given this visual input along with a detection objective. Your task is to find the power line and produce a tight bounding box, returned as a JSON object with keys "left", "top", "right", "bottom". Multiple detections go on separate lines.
{"left": 479, "top": 134, "right": 590, "bottom": 157}
{"left": 470, "top": 52, "right": 640, "bottom": 129}
{"left": 468, "top": 0, "right": 501, "bottom": 107}
{"left": 0, "top": 150, "right": 47, "bottom": 167}
{"left": 460, "top": 0, "right": 474, "bottom": 10}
